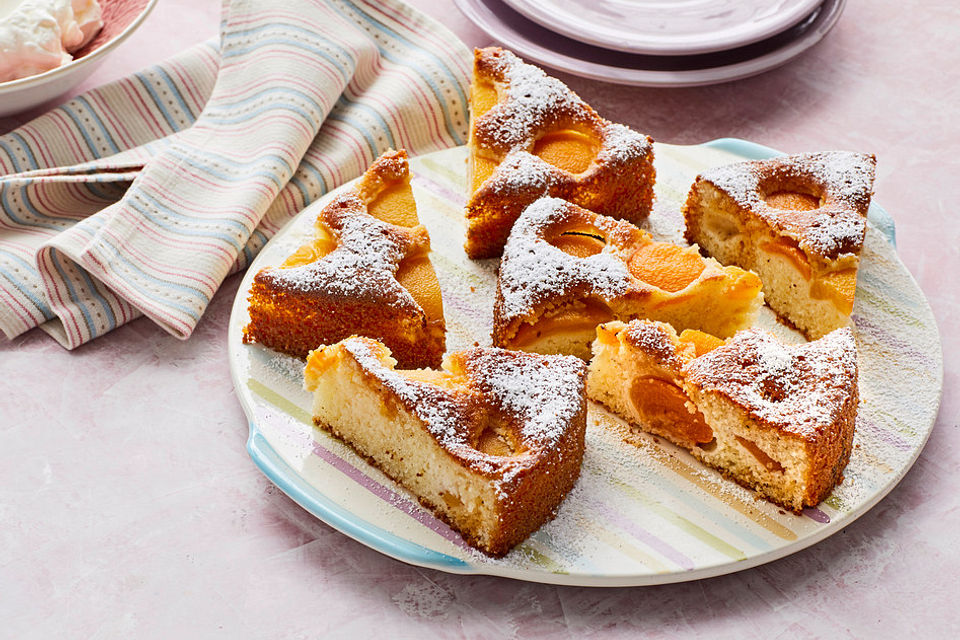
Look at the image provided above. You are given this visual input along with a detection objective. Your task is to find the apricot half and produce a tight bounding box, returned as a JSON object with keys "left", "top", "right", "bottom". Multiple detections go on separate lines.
{"left": 532, "top": 129, "right": 599, "bottom": 175}
{"left": 395, "top": 256, "right": 444, "bottom": 322}
{"left": 629, "top": 376, "right": 713, "bottom": 446}
{"left": 628, "top": 243, "right": 705, "bottom": 293}
{"left": 761, "top": 238, "right": 812, "bottom": 280}
{"left": 765, "top": 191, "right": 821, "bottom": 211}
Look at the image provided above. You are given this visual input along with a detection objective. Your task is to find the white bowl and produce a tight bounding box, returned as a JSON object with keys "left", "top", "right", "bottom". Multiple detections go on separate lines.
{"left": 0, "top": 0, "right": 158, "bottom": 117}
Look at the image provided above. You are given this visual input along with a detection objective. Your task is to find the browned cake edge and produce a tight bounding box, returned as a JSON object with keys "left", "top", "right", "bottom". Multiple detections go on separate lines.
{"left": 306, "top": 338, "right": 588, "bottom": 557}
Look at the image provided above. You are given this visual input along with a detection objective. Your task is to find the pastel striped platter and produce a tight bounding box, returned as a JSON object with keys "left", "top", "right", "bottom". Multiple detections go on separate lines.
{"left": 227, "top": 139, "right": 942, "bottom": 586}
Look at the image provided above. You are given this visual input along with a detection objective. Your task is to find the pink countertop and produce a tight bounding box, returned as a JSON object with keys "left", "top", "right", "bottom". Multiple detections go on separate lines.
{"left": 2, "top": 0, "right": 958, "bottom": 636}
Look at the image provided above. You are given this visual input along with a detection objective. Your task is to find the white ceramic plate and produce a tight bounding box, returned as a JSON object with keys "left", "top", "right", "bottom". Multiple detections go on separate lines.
{"left": 501, "top": 0, "right": 823, "bottom": 55}
{"left": 228, "top": 139, "right": 941, "bottom": 586}
{"left": 453, "top": 0, "right": 844, "bottom": 87}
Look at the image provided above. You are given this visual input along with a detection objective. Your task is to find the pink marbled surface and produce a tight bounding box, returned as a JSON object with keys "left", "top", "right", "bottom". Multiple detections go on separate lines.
{"left": 1, "top": 0, "right": 958, "bottom": 637}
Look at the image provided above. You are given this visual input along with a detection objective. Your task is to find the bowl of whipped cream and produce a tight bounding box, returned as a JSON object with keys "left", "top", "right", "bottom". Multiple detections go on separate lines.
{"left": 0, "top": 0, "right": 157, "bottom": 117}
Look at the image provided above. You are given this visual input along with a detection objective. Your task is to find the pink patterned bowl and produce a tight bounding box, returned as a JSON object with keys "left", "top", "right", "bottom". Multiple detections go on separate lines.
{"left": 0, "top": 0, "right": 158, "bottom": 117}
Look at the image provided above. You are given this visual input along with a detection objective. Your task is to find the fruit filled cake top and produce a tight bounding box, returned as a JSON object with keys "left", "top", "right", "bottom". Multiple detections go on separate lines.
{"left": 305, "top": 336, "right": 588, "bottom": 492}
{"left": 494, "top": 196, "right": 763, "bottom": 343}
{"left": 684, "top": 327, "right": 859, "bottom": 438}
{"left": 243, "top": 150, "right": 445, "bottom": 366}
{"left": 465, "top": 47, "right": 655, "bottom": 258}
{"left": 690, "top": 151, "right": 876, "bottom": 259}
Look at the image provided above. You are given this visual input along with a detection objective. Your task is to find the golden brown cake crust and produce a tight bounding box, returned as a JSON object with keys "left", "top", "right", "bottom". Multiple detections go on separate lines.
{"left": 305, "top": 337, "right": 588, "bottom": 557}
{"left": 589, "top": 320, "right": 717, "bottom": 449}
{"left": 616, "top": 320, "right": 694, "bottom": 371}
{"left": 682, "top": 328, "right": 858, "bottom": 508}
{"left": 681, "top": 151, "right": 876, "bottom": 341}
{"left": 243, "top": 150, "right": 445, "bottom": 368}
{"left": 588, "top": 319, "right": 858, "bottom": 512}
{"left": 465, "top": 48, "right": 655, "bottom": 259}
{"left": 492, "top": 196, "right": 763, "bottom": 349}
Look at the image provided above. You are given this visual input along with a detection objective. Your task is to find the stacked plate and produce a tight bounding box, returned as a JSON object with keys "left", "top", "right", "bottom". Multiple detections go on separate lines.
{"left": 453, "top": 0, "right": 846, "bottom": 87}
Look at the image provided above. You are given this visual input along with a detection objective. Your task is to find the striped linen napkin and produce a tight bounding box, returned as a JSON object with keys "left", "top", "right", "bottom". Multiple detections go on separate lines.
{"left": 0, "top": 0, "right": 470, "bottom": 349}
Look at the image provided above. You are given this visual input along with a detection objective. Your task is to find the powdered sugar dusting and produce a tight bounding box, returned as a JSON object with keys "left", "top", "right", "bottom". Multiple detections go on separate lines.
{"left": 599, "top": 121, "right": 654, "bottom": 165}
{"left": 261, "top": 193, "right": 428, "bottom": 315}
{"left": 699, "top": 151, "right": 876, "bottom": 257}
{"left": 460, "top": 348, "right": 587, "bottom": 446}
{"left": 497, "top": 197, "right": 631, "bottom": 322}
{"left": 751, "top": 335, "right": 794, "bottom": 378}
{"left": 485, "top": 151, "right": 556, "bottom": 196}
{"left": 484, "top": 132, "right": 653, "bottom": 201}
{"left": 476, "top": 49, "right": 592, "bottom": 153}
{"left": 804, "top": 209, "right": 865, "bottom": 257}
{"left": 684, "top": 328, "right": 858, "bottom": 436}
{"left": 622, "top": 321, "right": 687, "bottom": 369}
{"left": 344, "top": 338, "right": 469, "bottom": 446}
{"left": 474, "top": 48, "right": 652, "bottom": 163}
{"left": 341, "top": 338, "right": 586, "bottom": 485}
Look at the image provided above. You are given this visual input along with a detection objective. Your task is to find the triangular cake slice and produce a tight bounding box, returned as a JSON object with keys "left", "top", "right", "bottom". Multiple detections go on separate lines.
{"left": 465, "top": 47, "right": 655, "bottom": 259}
{"left": 588, "top": 319, "right": 858, "bottom": 512}
{"left": 243, "top": 150, "right": 446, "bottom": 368}
{"left": 304, "top": 336, "right": 587, "bottom": 557}
{"left": 493, "top": 197, "right": 763, "bottom": 360}
{"left": 683, "top": 151, "right": 876, "bottom": 339}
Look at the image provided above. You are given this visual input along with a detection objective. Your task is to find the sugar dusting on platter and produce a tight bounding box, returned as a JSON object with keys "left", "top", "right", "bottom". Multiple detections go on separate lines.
{"left": 227, "top": 142, "right": 942, "bottom": 586}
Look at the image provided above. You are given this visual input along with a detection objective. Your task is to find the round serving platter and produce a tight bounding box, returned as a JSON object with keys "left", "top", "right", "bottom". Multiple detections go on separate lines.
{"left": 228, "top": 139, "right": 941, "bottom": 587}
